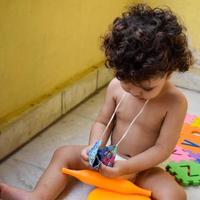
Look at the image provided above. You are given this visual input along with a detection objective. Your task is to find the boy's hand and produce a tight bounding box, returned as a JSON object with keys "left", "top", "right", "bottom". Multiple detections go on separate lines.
{"left": 99, "top": 160, "right": 128, "bottom": 178}
{"left": 80, "top": 145, "right": 92, "bottom": 167}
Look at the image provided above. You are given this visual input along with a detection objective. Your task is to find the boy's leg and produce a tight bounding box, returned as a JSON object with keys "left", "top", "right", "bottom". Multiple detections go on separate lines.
{"left": 135, "top": 167, "right": 186, "bottom": 200}
{"left": 0, "top": 145, "right": 88, "bottom": 200}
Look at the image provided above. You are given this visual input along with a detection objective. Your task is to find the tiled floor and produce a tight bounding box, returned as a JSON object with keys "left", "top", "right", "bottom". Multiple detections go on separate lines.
{"left": 0, "top": 86, "right": 200, "bottom": 199}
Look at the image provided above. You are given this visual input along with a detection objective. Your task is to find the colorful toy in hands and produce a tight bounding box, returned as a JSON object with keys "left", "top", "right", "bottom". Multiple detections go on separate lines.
{"left": 62, "top": 168, "right": 152, "bottom": 200}
{"left": 87, "top": 140, "right": 117, "bottom": 169}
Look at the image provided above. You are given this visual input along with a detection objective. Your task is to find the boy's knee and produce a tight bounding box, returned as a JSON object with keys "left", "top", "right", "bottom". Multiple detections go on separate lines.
{"left": 53, "top": 145, "right": 69, "bottom": 158}
{"left": 52, "top": 145, "right": 85, "bottom": 167}
{"left": 154, "top": 185, "right": 186, "bottom": 200}
{"left": 167, "top": 188, "right": 186, "bottom": 200}
{"left": 52, "top": 145, "right": 77, "bottom": 163}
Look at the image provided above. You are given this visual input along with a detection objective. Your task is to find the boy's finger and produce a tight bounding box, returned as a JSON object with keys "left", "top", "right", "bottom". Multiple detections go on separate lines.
{"left": 99, "top": 165, "right": 113, "bottom": 177}
{"left": 99, "top": 163, "right": 107, "bottom": 173}
{"left": 80, "top": 151, "right": 89, "bottom": 161}
{"left": 100, "top": 163, "right": 117, "bottom": 175}
{"left": 81, "top": 158, "right": 90, "bottom": 167}
{"left": 81, "top": 154, "right": 88, "bottom": 161}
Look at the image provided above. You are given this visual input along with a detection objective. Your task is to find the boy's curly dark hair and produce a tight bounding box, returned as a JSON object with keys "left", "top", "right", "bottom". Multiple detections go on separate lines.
{"left": 101, "top": 4, "right": 193, "bottom": 84}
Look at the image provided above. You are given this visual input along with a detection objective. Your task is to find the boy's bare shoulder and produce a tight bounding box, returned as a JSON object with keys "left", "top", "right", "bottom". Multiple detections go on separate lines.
{"left": 162, "top": 82, "right": 187, "bottom": 109}
{"left": 108, "top": 77, "right": 121, "bottom": 89}
{"left": 107, "top": 78, "right": 123, "bottom": 99}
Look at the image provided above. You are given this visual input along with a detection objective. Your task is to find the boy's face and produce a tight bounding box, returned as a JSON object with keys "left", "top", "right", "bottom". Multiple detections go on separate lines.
{"left": 120, "top": 75, "right": 169, "bottom": 100}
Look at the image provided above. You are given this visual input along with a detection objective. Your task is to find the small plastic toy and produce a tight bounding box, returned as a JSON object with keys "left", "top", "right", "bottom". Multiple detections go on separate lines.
{"left": 62, "top": 168, "right": 151, "bottom": 197}
{"left": 87, "top": 140, "right": 117, "bottom": 169}
{"left": 166, "top": 161, "right": 200, "bottom": 186}
{"left": 87, "top": 140, "right": 102, "bottom": 169}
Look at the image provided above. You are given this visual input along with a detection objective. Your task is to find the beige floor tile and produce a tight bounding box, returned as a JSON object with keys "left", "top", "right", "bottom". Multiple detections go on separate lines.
{"left": 12, "top": 113, "right": 93, "bottom": 168}
{"left": 179, "top": 87, "right": 200, "bottom": 115}
{"left": 0, "top": 158, "right": 44, "bottom": 191}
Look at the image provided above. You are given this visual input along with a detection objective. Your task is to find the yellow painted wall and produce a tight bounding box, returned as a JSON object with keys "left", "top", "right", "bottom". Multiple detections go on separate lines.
{"left": 0, "top": 0, "right": 131, "bottom": 122}
{"left": 133, "top": 0, "right": 200, "bottom": 50}
{"left": 0, "top": 0, "right": 199, "bottom": 123}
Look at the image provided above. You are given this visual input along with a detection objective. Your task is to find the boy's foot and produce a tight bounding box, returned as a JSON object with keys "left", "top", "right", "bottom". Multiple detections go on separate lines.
{"left": 0, "top": 183, "right": 31, "bottom": 200}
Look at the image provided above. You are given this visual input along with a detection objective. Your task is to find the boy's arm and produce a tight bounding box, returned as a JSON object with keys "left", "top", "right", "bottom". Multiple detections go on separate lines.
{"left": 89, "top": 79, "right": 118, "bottom": 146}
{"left": 122, "top": 93, "right": 188, "bottom": 175}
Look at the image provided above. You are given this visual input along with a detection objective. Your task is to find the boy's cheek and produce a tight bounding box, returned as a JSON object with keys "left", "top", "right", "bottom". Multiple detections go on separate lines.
{"left": 145, "top": 89, "right": 162, "bottom": 99}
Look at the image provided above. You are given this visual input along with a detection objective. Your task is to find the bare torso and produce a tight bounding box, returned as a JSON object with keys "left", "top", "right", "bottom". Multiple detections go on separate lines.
{"left": 109, "top": 79, "right": 181, "bottom": 158}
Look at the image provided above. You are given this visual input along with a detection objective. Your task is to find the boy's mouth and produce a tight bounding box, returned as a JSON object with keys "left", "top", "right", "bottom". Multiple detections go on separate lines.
{"left": 138, "top": 97, "right": 146, "bottom": 100}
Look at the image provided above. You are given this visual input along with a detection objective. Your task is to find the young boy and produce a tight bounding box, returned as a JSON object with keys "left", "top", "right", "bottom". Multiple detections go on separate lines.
{"left": 0, "top": 3, "right": 193, "bottom": 200}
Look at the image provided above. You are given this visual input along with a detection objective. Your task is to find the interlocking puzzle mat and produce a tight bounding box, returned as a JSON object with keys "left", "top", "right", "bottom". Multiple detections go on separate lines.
{"left": 166, "top": 161, "right": 200, "bottom": 186}
{"left": 166, "top": 114, "right": 200, "bottom": 186}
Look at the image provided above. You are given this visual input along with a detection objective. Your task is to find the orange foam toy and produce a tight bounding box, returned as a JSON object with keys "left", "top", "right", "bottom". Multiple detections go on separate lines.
{"left": 62, "top": 168, "right": 151, "bottom": 197}
{"left": 88, "top": 188, "right": 151, "bottom": 200}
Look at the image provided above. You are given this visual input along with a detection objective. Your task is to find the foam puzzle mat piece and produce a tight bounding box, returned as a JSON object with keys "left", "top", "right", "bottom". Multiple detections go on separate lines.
{"left": 184, "top": 114, "right": 196, "bottom": 124}
{"left": 179, "top": 124, "right": 200, "bottom": 142}
{"left": 184, "top": 150, "right": 200, "bottom": 159}
{"left": 170, "top": 146, "right": 194, "bottom": 162}
{"left": 196, "top": 158, "right": 200, "bottom": 163}
{"left": 191, "top": 117, "right": 200, "bottom": 128}
{"left": 166, "top": 161, "right": 200, "bottom": 186}
{"left": 177, "top": 124, "right": 200, "bottom": 153}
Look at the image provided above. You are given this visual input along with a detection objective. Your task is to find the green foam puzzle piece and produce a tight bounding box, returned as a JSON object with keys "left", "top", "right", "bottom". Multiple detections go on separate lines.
{"left": 166, "top": 161, "right": 200, "bottom": 186}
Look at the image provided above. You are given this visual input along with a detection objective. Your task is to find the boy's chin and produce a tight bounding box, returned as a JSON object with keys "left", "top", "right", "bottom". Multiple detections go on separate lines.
{"left": 138, "top": 96, "right": 153, "bottom": 101}
{"left": 134, "top": 96, "right": 147, "bottom": 100}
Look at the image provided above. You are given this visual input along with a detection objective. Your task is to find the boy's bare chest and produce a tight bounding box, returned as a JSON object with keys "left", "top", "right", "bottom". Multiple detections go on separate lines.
{"left": 111, "top": 95, "right": 167, "bottom": 156}
{"left": 116, "top": 95, "right": 165, "bottom": 129}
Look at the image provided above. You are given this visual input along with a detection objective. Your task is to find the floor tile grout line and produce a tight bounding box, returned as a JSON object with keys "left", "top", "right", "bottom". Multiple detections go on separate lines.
{"left": 12, "top": 158, "right": 46, "bottom": 171}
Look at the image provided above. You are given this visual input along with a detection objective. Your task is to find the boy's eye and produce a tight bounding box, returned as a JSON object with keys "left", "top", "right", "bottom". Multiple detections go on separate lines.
{"left": 143, "top": 88, "right": 153, "bottom": 92}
